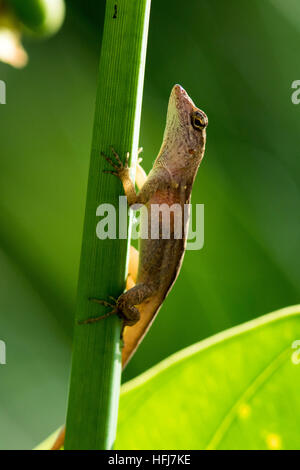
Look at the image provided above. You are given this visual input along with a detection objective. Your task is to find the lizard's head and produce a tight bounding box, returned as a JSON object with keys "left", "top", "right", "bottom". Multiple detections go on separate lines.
{"left": 161, "top": 84, "right": 208, "bottom": 172}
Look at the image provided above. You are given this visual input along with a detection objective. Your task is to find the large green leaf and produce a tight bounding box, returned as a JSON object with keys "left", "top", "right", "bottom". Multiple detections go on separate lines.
{"left": 37, "top": 305, "right": 300, "bottom": 450}
{"left": 115, "top": 306, "right": 300, "bottom": 450}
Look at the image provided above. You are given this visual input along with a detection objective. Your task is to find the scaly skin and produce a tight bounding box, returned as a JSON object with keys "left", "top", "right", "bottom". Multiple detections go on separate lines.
{"left": 51, "top": 84, "right": 207, "bottom": 450}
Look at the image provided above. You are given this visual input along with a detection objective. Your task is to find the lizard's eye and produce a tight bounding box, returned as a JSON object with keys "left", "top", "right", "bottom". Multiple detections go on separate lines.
{"left": 191, "top": 111, "right": 207, "bottom": 130}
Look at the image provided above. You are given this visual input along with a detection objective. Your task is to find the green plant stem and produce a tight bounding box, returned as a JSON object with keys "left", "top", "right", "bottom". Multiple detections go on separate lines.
{"left": 64, "top": 0, "right": 151, "bottom": 450}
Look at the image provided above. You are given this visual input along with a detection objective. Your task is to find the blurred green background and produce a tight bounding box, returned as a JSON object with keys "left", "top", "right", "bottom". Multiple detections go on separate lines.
{"left": 0, "top": 0, "right": 299, "bottom": 449}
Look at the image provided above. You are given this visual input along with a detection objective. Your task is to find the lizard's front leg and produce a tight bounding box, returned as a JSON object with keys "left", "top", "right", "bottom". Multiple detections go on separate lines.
{"left": 102, "top": 147, "right": 140, "bottom": 206}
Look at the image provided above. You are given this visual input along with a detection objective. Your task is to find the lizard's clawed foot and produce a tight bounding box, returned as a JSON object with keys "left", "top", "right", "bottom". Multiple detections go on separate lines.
{"left": 78, "top": 294, "right": 139, "bottom": 329}
{"left": 101, "top": 146, "right": 141, "bottom": 207}
{"left": 78, "top": 297, "right": 118, "bottom": 325}
{"left": 101, "top": 147, "right": 130, "bottom": 177}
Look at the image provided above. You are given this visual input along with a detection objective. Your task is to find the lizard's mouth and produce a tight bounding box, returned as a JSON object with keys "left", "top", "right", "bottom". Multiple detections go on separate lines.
{"left": 172, "top": 84, "right": 196, "bottom": 111}
{"left": 168, "top": 84, "right": 200, "bottom": 130}
{"left": 163, "top": 84, "right": 207, "bottom": 149}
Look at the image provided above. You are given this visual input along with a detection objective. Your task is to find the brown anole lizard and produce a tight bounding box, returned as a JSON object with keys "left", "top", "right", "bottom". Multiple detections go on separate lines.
{"left": 51, "top": 84, "right": 208, "bottom": 449}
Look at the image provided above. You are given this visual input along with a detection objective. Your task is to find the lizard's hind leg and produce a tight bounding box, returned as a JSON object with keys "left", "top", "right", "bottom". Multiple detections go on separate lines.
{"left": 117, "top": 283, "right": 153, "bottom": 326}
{"left": 78, "top": 298, "right": 118, "bottom": 325}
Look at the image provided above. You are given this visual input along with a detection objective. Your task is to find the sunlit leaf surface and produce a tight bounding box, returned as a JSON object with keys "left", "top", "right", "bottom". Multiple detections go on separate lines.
{"left": 116, "top": 306, "right": 300, "bottom": 450}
